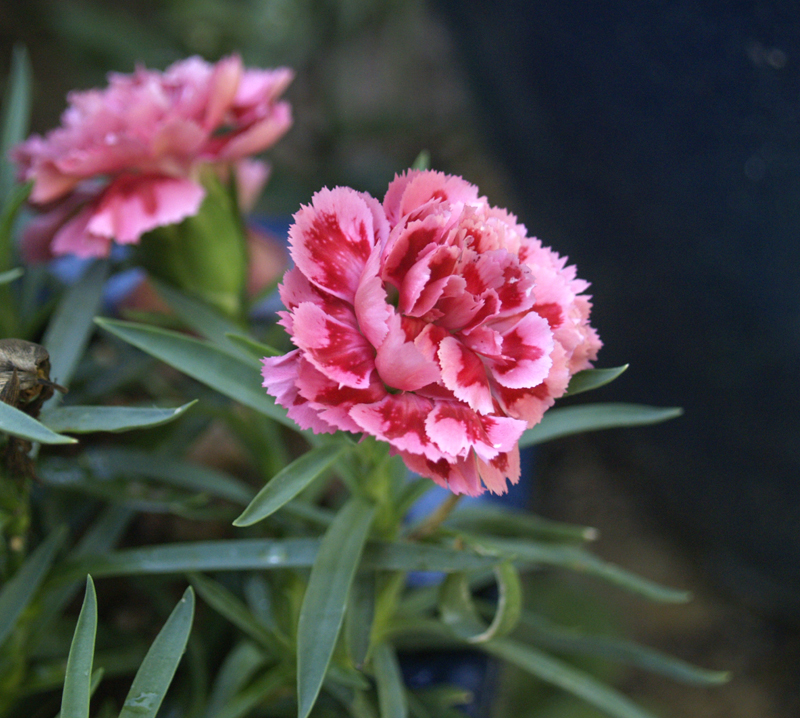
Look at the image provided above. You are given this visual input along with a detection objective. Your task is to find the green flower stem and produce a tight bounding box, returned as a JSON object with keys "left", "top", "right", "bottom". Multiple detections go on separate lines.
{"left": 408, "top": 493, "right": 462, "bottom": 540}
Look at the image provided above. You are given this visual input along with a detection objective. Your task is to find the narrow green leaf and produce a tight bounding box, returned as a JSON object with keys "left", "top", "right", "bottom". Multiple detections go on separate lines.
{"left": 0, "top": 526, "right": 67, "bottom": 649}
{"left": 54, "top": 539, "right": 322, "bottom": 584}
{"left": 234, "top": 443, "right": 348, "bottom": 526}
{"left": 95, "top": 318, "right": 296, "bottom": 430}
{"left": 84, "top": 449, "right": 254, "bottom": 505}
{"left": 346, "top": 572, "right": 375, "bottom": 669}
{"left": 53, "top": 538, "right": 499, "bottom": 585}
{"left": 1, "top": 45, "right": 32, "bottom": 203}
{"left": 0, "top": 399, "right": 78, "bottom": 444}
{"left": 204, "top": 642, "right": 266, "bottom": 718}
{"left": 297, "top": 497, "right": 376, "bottom": 718}
{"left": 520, "top": 403, "right": 683, "bottom": 448}
{"left": 224, "top": 332, "right": 283, "bottom": 359}
{"left": 411, "top": 150, "right": 431, "bottom": 171}
{"left": 118, "top": 586, "right": 195, "bottom": 718}
{"left": 517, "top": 611, "right": 730, "bottom": 686}
{"left": 151, "top": 279, "right": 252, "bottom": 362}
{"left": 41, "top": 401, "right": 196, "bottom": 434}
{"left": 373, "top": 643, "right": 408, "bottom": 718}
{"left": 212, "top": 664, "right": 292, "bottom": 718}
{"left": 61, "top": 576, "right": 98, "bottom": 718}
{"left": 0, "top": 183, "right": 32, "bottom": 334}
{"left": 189, "top": 573, "right": 283, "bottom": 655}
{"left": 566, "top": 365, "right": 629, "bottom": 396}
{"left": 485, "top": 638, "right": 658, "bottom": 718}
{"left": 55, "top": 670, "right": 105, "bottom": 718}
{"left": 30, "top": 507, "right": 133, "bottom": 652}
{"left": 0, "top": 267, "right": 23, "bottom": 284}
{"left": 463, "top": 536, "right": 690, "bottom": 603}
{"left": 43, "top": 260, "right": 109, "bottom": 390}
{"left": 360, "top": 542, "right": 500, "bottom": 573}
{"left": 446, "top": 506, "right": 598, "bottom": 542}
{"left": 438, "top": 561, "right": 521, "bottom": 644}
{"left": 42, "top": 399, "right": 197, "bottom": 434}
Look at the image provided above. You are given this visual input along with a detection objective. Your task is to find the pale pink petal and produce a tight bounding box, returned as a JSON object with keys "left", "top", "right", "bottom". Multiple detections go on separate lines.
{"left": 234, "top": 158, "right": 270, "bottom": 213}
{"left": 215, "top": 102, "right": 293, "bottom": 160}
{"left": 51, "top": 206, "right": 112, "bottom": 258}
{"left": 262, "top": 352, "right": 336, "bottom": 434}
{"left": 87, "top": 174, "right": 205, "bottom": 243}
{"left": 291, "top": 301, "right": 376, "bottom": 389}
{"left": 354, "top": 246, "right": 393, "bottom": 349}
{"left": 437, "top": 336, "right": 494, "bottom": 415}
{"left": 350, "top": 393, "right": 440, "bottom": 461}
{"left": 374, "top": 313, "right": 441, "bottom": 391}
{"left": 399, "top": 450, "right": 484, "bottom": 497}
{"left": 204, "top": 55, "right": 243, "bottom": 130}
{"left": 290, "top": 187, "right": 379, "bottom": 302}
{"left": 477, "top": 446, "right": 521, "bottom": 495}
{"left": 486, "top": 312, "right": 554, "bottom": 389}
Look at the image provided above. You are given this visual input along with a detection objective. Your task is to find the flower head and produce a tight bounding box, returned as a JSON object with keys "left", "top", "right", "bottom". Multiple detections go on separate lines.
{"left": 263, "top": 170, "right": 601, "bottom": 496}
{"left": 12, "top": 55, "right": 293, "bottom": 260}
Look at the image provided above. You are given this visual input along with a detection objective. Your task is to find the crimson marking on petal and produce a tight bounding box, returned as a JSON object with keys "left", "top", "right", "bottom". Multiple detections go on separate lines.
{"left": 534, "top": 302, "right": 564, "bottom": 329}
{"left": 292, "top": 303, "right": 375, "bottom": 389}
{"left": 382, "top": 221, "right": 442, "bottom": 289}
{"left": 438, "top": 337, "right": 494, "bottom": 415}
{"left": 350, "top": 394, "right": 438, "bottom": 459}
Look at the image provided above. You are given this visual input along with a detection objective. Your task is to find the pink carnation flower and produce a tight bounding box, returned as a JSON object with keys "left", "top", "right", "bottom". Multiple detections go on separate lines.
{"left": 262, "top": 170, "right": 601, "bottom": 496}
{"left": 12, "top": 55, "right": 293, "bottom": 260}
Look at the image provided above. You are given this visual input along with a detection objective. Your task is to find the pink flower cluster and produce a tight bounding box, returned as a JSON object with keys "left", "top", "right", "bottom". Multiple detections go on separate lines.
{"left": 12, "top": 55, "right": 293, "bottom": 260}
{"left": 263, "top": 171, "right": 601, "bottom": 495}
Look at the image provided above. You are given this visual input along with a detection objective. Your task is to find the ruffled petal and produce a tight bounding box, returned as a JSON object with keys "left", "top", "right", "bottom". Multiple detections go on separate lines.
{"left": 87, "top": 174, "right": 205, "bottom": 243}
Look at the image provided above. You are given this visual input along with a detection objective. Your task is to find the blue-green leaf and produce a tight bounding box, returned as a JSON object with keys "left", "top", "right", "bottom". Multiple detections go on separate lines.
{"left": 0, "top": 526, "right": 67, "bottom": 649}
{"left": 517, "top": 611, "right": 730, "bottom": 686}
{"left": 297, "top": 497, "right": 376, "bottom": 718}
{"left": 565, "top": 365, "right": 629, "bottom": 396}
{"left": 118, "top": 587, "right": 195, "bottom": 718}
{"left": 95, "top": 318, "right": 296, "bottom": 430}
{"left": 83, "top": 448, "right": 254, "bottom": 505}
{"left": 0, "top": 267, "right": 23, "bottom": 284}
{"left": 60, "top": 576, "right": 98, "bottom": 718}
{"left": 43, "top": 260, "right": 109, "bottom": 391}
{"left": 438, "top": 561, "right": 521, "bottom": 644}
{"left": 462, "top": 536, "right": 689, "bottom": 603}
{"left": 224, "top": 332, "right": 283, "bottom": 359}
{"left": 1, "top": 45, "right": 32, "bottom": 203}
{"left": 373, "top": 643, "right": 408, "bottom": 718}
{"left": 234, "top": 443, "right": 348, "bottom": 526}
{"left": 151, "top": 278, "right": 252, "bottom": 361}
{"left": 41, "top": 401, "right": 196, "bottom": 434}
{"left": 520, "top": 403, "right": 683, "bottom": 448}
{"left": 484, "top": 638, "right": 658, "bottom": 718}
{"left": 189, "top": 573, "right": 283, "bottom": 655}
{"left": 53, "top": 538, "right": 499, "bottom": 585}
{"left": 0, "top": 400, "right": 77, "bottom": 444}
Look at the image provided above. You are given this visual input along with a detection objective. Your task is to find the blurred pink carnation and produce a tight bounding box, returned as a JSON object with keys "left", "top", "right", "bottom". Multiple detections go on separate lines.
{"left": 262, "top": 170, "right": 601, "bottom": 496}
{"left": 12, "top": 55, "right": 293, "bottom": 260}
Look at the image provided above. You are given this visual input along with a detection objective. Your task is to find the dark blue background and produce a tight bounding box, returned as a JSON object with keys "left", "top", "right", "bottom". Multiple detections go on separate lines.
{"left": 435, "top": 0, "right": 800, "bottom": 616}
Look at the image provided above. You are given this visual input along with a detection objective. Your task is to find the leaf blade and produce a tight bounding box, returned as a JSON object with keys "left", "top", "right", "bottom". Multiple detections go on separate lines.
{"left": 95, "top": 318, "right": 295, "bottom": 429}
{"left": 0, "top": 526, "right": 67, "bottom": 648}
{"left": 565, "top": 365, "right": 629, "bottom": 396}
{"left": 41, "top": 402, "right": 196, "bottom": 434}
{"left": 0, "top": 399, "right": 78, "bottom": 444}
{"left": 485, "top": 638, "right": 659, "bottom": 718}
{"left": 297, "top": 496, "right": 376, "bottom": 718}
{"left": 60, "top": 576, "right": 98, "bottom": 718}
{"left": 118, "top": 587, "right": 195, "bottom": 718}
{"left": 520, "top": 403, "right": 683, "bottom": 448}
{"left": 234, "top": 443, "right": 348, "bottom": 526}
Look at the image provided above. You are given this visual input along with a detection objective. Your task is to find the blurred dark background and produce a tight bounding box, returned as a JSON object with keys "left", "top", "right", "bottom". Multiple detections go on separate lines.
{"left": 2, "top": 0, "right": 799, "bottom": 714}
